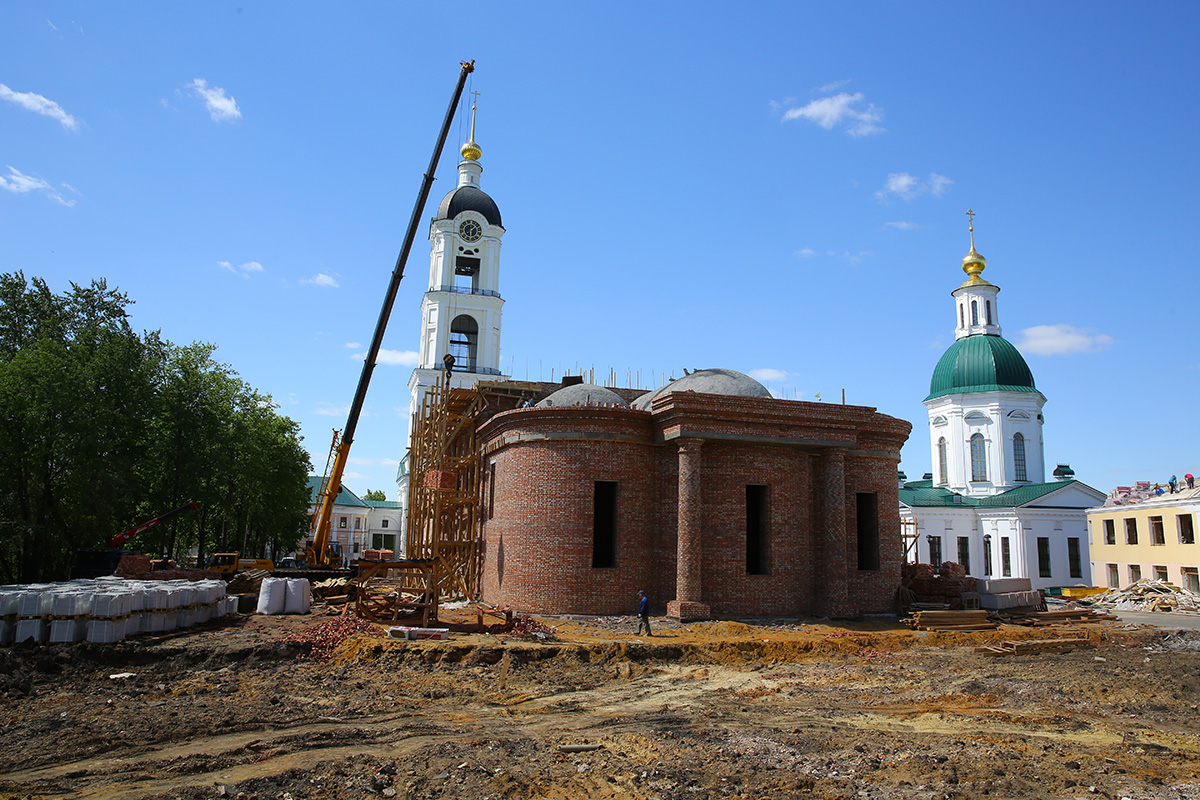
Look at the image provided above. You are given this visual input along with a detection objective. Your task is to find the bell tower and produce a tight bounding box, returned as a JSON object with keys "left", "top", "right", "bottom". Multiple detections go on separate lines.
{"left": 407, "top": 96, "right": 508, "bottom": 422}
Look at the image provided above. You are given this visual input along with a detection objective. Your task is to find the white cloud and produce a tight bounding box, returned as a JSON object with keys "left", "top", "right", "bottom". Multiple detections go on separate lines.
{"left": 348, "top": 457, "right": 401, "bottom": 467}
{"left": 0, "top": 84, "right": 78, "bottom": 130}
{"left": 344, "top": 341, "right": 362, "bottom": 349}
{"left": 749, "top": 368, "right": 789, "bottom": 383}
{"left": 875, "top": 172, "right": 954, "bottom": 202}
{"left": 816, "top": 79, "right": 852, "bottom": 93}
{"left": 302, "top": 272, "right": 339, "bottom": 288}
{"left": 0, "top": 166, "right": 76, "bottom": 206}
{"left": 190, "top": 78, "right": 242, "bottom": 122}
{"left": 351, "top": 348, "right": 420, "bottom": 366}
{"left": 780, "top": 92, "right": 884, "bottom": 137}
{"left": 1014, "top": 324, "right": 1114, "bottom": 356}
{"left": 794, "top": 247, "right": 816, "bottom": 259}
{"left": 885, "top": 221, "right": 919, "bottom": 231}
{"left": 218, "top": 260, "right": 263, "bottom": 276}
{"left": 314, "top": 402, "right": 350, "bottom": 417}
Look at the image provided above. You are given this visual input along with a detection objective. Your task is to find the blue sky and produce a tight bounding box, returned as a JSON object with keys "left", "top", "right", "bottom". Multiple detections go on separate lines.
{"left": 4, "top": 2, "right": 1198, "bottom": 498}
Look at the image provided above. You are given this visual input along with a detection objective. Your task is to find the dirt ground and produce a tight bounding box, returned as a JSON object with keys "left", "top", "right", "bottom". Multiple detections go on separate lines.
{"left": 1, "top": 606, "right": 1199, "bottom": 800}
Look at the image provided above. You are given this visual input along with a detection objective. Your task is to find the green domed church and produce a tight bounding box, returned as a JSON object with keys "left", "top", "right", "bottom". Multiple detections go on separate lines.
{"left": 900, "top": 215, "right": 1104, "bottom": 591}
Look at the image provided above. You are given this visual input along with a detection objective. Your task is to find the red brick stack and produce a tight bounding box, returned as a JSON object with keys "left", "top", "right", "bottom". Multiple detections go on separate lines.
{"left": 905, "top": 561, "right": 977, "bottom": 609}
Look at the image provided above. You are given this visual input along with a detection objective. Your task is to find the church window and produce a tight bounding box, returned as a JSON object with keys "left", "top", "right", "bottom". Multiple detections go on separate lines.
{"left": 1068, "top": 538, "right": 1082, "bottom": 578}
{"left": 1001, "top": 537, "right": 1012, "bottom": 576}
{"left": 747, "top": 485, "right": 770, "bottom": 574}
{"left": 985, "top": 300, "right": 993, "bottom": 324}
{"left": 983, "top": 536, "right": 993, "bottom": 576}
{"left": 1037, "top": 537, "right": 1052, "bottom": 578}
{"left": 856, "top": 492, "right": 879, "bottom": 571}
{"left": 937, "top": 438, "right": 948, "bottom": 485}
{"left": 970, "top": 433, "right": 987, "bottom": 481}
{"left": 449, "top": 314, "right": 479, "bottom": 371}
{"left": 1013, "top": 433, "right": 1027, "bottom": 481}
{"left": 959, "top": 304, "right": 964, "bottom": 328}
{"left": 928, "top": 536, "right": 942, "bottom": 568}
{"left": 957, "top": 536, "right": 970, "bottom": 574}
{"left": 971, "top": 300, "right": 979, "bottom": 326}
{"left": 592, "top": 481, "right": 617, "bottom": 568}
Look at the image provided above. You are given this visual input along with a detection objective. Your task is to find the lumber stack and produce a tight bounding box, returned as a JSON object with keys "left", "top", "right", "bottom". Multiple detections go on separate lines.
{"left": 1005, "top": 608, "right": 1117, "bottom": 626}
{"left": 976, "top": 638, "right": 1095, "bottom": 656}
{"left": 907, "top": 609, "right": 998, "bottom": 631}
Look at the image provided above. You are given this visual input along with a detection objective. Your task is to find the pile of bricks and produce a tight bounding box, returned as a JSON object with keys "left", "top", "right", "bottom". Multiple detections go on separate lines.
{"left": 115, "top": 554, "right": 220, "bottom": 582}
{"left": 904, "top": 562, "right": 978, "bottom": 610}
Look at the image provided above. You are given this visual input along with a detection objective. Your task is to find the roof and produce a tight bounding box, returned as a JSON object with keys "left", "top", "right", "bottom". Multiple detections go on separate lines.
{"left": 306, "top": 476, "right": 370, "bottom": 508}
{"left": 632, "top": 368, "right": 772, "bottom": 411}
{"left": 537, "top": 383, "right": 628, "bottom": 408}
{"left": 437, "top": 186, "right": 502, "bottom": 226}
{"left": 900, "top": 479, "right": 1085, "bottom": 508}
{"left": 364, "top": 499, "right": 403, "bottom": 509}
{"left": 926, "top": 334, "right": 1039, "bottom": 401}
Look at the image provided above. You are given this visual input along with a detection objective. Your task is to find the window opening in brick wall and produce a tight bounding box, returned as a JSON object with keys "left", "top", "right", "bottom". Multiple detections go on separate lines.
{"left": 970, "top": 434, "right": 987, "bottom": 481}
{"left": 1150, "top": 516, "right": 1165, "bottom": 545}
{"left": 1124, "top": 518, "right": 1138, "bottom": 545}
{"left": 1068, "top": 537, "right": 1082, "bottom": 578}
{"left": 1107, "top": 563, "right": 1119, "bottom": 587}
{"left": 1037, "top": 536, "right": 1052, "bottom": 578}
{"left": 1103, "top": 519, "right": 1116, "bottom": 545}
{"left": 957, "top": 536, "right": 970, "bottom": 575}
{"left": 1183, "top": 568, "right": 1200, "bottom": 594}
{"left": 856, "top": 492, "right": 879, "bottom": 571}
{"left": 592, "top": 481, "right": 617, "bottom": 569}
{"left": 1001, "top": 537, "right": 1012, "bottom": 577}
{"left": 747, "top": 484, "right": 770, "bottom": 574}
{"left": 1129, "top": 564, "right": 1141, "bottom": 584}
{"left": 1154, "top": 565, "right": 1168, "bottom": 581}
{"left": 928, "top": 536, "right": 942, "bottom": 568}
{"left": 1013, "top": 433, "right": 1027, "bottom": 482}
{"left": 937, "top": 438, "right": 948, "bottom": 486}
{"left": 1180, "top": 514, "right": 1195, "bottom": 545}
{"left": 488, "top": 462, "right": 496, "bottom": 520}
{"left": 983, "top": 537, "right": 993, "bottom": 576}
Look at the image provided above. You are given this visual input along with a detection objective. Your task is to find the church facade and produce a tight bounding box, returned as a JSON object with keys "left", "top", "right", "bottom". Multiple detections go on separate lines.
{"left": 900, "top": 222, "right": 1105, "bottom": 590}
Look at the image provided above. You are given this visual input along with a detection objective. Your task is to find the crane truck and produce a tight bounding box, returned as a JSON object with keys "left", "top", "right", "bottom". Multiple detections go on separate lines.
{"left": 69, "top": 501, "right": 200, "bottom": 579}
{"left": 305, "top": 60, "right": 476, "bottom": 571}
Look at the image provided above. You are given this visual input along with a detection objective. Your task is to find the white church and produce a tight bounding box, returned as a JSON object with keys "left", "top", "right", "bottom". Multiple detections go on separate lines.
{"left": 900, "top": 220, "right": 1105, "bottom": 590}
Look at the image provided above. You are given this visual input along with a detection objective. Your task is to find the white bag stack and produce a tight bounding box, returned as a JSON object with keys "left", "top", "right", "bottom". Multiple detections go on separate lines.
{"left": 283, "top": 579, "right": 311, "bottom": 615}
{"left": 256, "top": 577, "right": 287, "bottom": 615}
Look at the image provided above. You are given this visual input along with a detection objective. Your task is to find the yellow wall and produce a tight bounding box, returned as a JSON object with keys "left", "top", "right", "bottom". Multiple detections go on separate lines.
{"left": 1087, "top": 501, "right": 1200, "bottom": 591}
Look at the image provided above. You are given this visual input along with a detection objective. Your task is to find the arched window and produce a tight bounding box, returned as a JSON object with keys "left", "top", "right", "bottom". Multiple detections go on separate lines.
{"left": 985, "top": 300, "right": 993, "bottom": 325}
{"left": 971, "top": 300, "right": 979, "bottom": 326}
{"left": 959, "top": 304, "right": 964, "bottom": 328}
{"left": 1013, "top": 433, "right": 1027, "bottom": 482}
{"left": 449, "top": 314, "right": 478, "bottom": 371}
{"left": 937, "top": 437, "right": 948, "bottom": 485}
{"left": 970, "top": 433, "right": 987, "bottom": 482}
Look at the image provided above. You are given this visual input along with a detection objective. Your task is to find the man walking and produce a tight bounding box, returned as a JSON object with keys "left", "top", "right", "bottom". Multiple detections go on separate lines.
{"left": 636, "top": 590, "right": 652, "bottom": 636}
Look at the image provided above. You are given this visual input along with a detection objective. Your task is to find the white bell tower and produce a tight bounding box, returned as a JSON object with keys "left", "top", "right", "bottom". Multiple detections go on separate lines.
{"left": 407, "top": 97, "right": 508, "bottom": 423}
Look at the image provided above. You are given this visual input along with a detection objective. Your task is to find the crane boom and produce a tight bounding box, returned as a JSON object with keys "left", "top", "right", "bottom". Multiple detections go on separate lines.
{"left": 308, "top": 59, "right": 476, "bottom": 569}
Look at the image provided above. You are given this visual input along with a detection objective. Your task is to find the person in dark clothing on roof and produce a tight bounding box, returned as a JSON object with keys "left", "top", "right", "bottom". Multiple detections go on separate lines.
{"left": 636, "top": 590, "right": 652, "bottom": 636}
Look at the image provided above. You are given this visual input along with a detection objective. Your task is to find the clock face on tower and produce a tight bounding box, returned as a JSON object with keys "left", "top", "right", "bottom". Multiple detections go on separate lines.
{"left": 458, "top": 219, "right": 483, "bottom": 243}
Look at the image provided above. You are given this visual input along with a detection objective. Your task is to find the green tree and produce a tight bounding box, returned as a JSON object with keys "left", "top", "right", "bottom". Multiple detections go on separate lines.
{"left": 363, "top": 489, "right": 387, "bottom": 501}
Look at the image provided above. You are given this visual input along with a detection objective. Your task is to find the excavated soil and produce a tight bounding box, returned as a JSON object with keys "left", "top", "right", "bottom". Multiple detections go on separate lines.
{"left": 1, "top": 609, "right": 1199, "bottom": 800}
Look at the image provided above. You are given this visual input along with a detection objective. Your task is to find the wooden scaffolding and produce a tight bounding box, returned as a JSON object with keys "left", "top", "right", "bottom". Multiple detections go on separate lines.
{"left": 405, "top": 372, "right": 543, "bottom": 600}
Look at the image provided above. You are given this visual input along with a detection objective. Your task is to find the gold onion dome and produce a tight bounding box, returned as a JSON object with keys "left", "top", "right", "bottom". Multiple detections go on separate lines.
{"left": 959, "top": 209, "right": 993, "bottom": 287}
{"left": 461, "top": 138, "right": 482, "bottom": 161}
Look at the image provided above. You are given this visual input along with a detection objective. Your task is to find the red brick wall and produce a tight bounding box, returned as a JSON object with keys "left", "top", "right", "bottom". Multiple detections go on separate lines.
{"left": 476, "top": 393, "right": 910, "bottom": 618}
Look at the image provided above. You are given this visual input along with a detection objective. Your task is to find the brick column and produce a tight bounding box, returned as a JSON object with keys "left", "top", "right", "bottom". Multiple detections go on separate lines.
{"left": 814, "top": 447, "right": 852, "bottom": 617}
{"left": 668, "top": 438, "right": 710, "bottom": 620}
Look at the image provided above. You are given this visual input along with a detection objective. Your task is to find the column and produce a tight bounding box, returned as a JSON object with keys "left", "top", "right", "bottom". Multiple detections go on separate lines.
{"left": 814, "top": 448, "right": 852, "bottom": 616}
{"left": 668, "top": 438, "right": 711, "bottom": 620}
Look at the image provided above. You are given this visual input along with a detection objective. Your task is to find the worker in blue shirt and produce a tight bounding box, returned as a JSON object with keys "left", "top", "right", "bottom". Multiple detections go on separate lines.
{"left": 636, "top": 590, "right": 652, "bottom": 636}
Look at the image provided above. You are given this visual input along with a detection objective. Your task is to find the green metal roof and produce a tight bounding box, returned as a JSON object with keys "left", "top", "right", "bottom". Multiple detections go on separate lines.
{"left": 364, "top": 499, "right": 403, "bottom": 509}
{"left": 306, "top": 476, "right": 370, "bottom": 508}
{"left": 926, "top": 334, "right": 1039, "bottom": 401}
{"left": 900, "top": 480, "right": 1079, "bottom": 508}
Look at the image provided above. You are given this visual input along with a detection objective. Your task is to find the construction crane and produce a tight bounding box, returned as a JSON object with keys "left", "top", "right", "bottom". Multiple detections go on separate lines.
{"left": 306, "top": 59, "right": 476, "bottom": 569}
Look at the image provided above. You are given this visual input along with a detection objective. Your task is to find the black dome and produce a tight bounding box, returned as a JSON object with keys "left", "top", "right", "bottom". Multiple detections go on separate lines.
{"left": 437, "top": 186, "right": 502, "bottom": 226}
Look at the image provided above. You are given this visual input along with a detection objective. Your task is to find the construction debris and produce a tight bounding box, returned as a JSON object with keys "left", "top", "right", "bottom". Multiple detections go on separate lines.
{"left": 1002, "top": 608, "right": 1118, "bottom": 626}
{"left": 976, "top": 638, "right": 1096, "bottom": 656}
{"left": 283, "top": 615, "right": 383, "bottom": 660}
{"left": 1086, "top": 579, "right": 1200, "bottom": 613}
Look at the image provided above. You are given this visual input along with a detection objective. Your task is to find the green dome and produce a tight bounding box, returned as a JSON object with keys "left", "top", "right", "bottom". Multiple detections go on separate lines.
{"left": 926, "top": 334, "right": 1038, "bottom": 401}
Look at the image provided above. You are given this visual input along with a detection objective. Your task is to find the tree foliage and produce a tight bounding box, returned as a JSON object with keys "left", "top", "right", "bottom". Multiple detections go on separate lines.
{"left": 363, "top": 489, "right": 387, "bottom": 501}
{"left": 0, "top": 272, "right": 312, "bottom": 583}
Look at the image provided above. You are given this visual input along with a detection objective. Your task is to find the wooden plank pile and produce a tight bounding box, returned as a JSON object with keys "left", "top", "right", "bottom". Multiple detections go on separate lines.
{"left": 1086, "top": 579, "right": 1200, "bottom": 613}
{"left": 906, "top": 609, "right": 998, "bottom": 631}
{"left": 1003, "top": 608, "right": 1118, "bottom": 626}
{"left": 976, "top": 638, "right": 1095, "bottom": 657}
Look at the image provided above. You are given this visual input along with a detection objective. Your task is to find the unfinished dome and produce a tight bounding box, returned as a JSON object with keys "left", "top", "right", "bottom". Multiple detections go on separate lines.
{"left": 631, "top": 368, "right": 771, "bottom": 411}
{"left": 536, "top": 383, "right": 629, "bottom": 408}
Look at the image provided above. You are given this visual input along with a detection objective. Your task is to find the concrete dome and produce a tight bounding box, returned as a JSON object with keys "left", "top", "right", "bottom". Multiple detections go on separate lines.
{"left": 536, "top": 383, "right": 629, "bottom": 408}
{"left": 631, "top": 368, "right": 771, "bottom": 411}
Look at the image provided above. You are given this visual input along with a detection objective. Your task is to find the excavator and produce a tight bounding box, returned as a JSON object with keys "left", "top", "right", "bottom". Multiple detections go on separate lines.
{"left": 70, "top": 501, "right": 200, "bottom": 579}
{"left": 305, "top": 60, "right": 476, "bottom": 570}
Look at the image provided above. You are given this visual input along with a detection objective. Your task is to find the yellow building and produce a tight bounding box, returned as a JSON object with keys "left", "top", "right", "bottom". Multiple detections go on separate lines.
{"left": 1086, "top": 488, "right": 1200, "bottom": 593}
